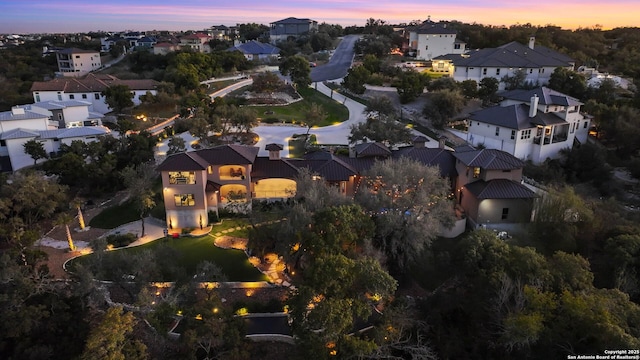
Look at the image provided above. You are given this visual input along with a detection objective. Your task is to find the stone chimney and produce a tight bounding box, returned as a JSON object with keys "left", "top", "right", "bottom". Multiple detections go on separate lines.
{"left": 529, "top": 94, "right": 539, "bottom": 117}
{"left": 413, "top": 135, "right": 428, "bottom": 149}
{"left": 438, "top": 136, "right": 447, "bottom": 149}
{"left": 265, "top": 143, "right": 283, "bottom": 160}
{"left": 528, "top": 36, "right": 535, "bottom": 50}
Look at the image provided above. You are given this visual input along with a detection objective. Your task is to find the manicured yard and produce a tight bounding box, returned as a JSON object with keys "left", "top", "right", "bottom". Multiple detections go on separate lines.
{"left": 71, "top": 234, "right": 268, "bottom": 282}
{"left": 252, "top": 87, "right": 349, "bottom": 126}
{"left": 89, "top": 200, "right": 140, "bottom": 229}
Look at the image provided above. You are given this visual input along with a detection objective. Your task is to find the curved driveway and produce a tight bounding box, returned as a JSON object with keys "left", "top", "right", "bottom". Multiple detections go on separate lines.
{"left": 310, "top": 35, "right": 359, "bottom": 82}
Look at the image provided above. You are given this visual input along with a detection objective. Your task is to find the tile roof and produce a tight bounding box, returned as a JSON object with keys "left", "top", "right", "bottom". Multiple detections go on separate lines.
{"left": 393, "top": 147, "right": 458, "bottom": 178}
{"left": 500, "top": 87, "right": 583, "bottom": 106}
{"left": 465, "top": 179, "right": 538, "bottom": 199}
{"left": 265, "top": 143, "right": 284, "bottom": 151}
{"left": 251, "top": 158, "right": 299, "bottom": 180}
{"left": 353, "top": 142, "right": 391, "bottom": 158}
{"left": 191, "top": 144, "right": 259, "bottom": 166}
{"left": 30, "top": 74, "right": 158, "bottom": 93}
{"left": 453, "top": 148, "right": 525, "bottom": 170}
{"left": 469, "top": 103, "right": 567, "bottom": 130}
{"left": 451, "top": 41, "right": 573, "bottom": 68}
{"left": 156, "top": 152, "right": 209, "bottom": 171}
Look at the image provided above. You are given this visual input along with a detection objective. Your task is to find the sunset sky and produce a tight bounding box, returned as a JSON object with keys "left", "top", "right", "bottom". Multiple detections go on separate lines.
{"left": 1, "top": 0, "right": 636, "bottom": 34}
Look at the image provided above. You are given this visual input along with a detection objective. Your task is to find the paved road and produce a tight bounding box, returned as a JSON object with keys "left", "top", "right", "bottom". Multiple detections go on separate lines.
{"left": 310, "top": 35, "right": 359, "bottom": 82}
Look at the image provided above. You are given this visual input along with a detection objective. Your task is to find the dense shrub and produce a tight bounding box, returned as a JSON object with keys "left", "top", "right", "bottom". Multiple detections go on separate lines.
{"left": 105, "top": 233, "right": 137, "bottom": 248}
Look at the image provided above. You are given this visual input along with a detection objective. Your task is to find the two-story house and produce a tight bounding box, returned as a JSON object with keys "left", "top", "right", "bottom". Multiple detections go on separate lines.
{"left": 453, "top": 148, "right": 537, "bottom": 228}
{"left": 180, "top": 33, "right": 212, "bottom": 53}
{"left": 465, "top": 87, "right": 590, "bottom": 164}
{"left": 209, "top": 25, "right": 237, "bottom": 41}
{"left": 406, "top": 19, "right": 466, "bottom": 61}
{"left": 269, "top": 17, "right": 318, "bottom": 44}
{"left": 157, "top": 139, "right": 534, "bottom": 233}
{"left": 30, "top": 74, "right": 158, "bottom": 114}
{"left": 56, "top": 48, "right": 102, "bottom": 77}
{"left": 16, "top": 100, "right": 103, "bottom": 128}
{"left": 0, "top": 106, "right": 109, "bottom": 172}
{"left": 434, "top": 37, "right": 574, "bottom": 90}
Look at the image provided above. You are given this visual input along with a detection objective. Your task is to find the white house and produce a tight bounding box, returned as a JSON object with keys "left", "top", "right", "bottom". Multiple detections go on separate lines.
{"left": 406, "top": 19, "right": 466, "bottom": 61}
{"left": 31, "top": 74, "right": 158, "bottom": 114}
{"left": 56, "top": 48, "right": 102, "bottom": 77}
{"left": 16, "top": 100, "right": 103, "bottom": 128}
{"left": 464, "top": 87, "right": 591, "bottom": 164}
{"left": 434, "top": 38, "right": 575, "bottom": 90}
{"left": 0, "top": 106, "right": 110, "bottom": 172}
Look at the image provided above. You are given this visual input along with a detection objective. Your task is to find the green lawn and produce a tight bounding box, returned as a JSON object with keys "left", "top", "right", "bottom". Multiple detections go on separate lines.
{"left": 252, "top": 87, "right": 349, "bottom": 126}
{"left": 71, "top": 234, "right": 268, "bottom": 282}
{"left": 89, "top": 200, "right": 140, "bottom": 229}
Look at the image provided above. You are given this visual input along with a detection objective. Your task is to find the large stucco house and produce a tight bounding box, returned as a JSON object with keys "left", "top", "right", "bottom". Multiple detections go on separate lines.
{"left": 453, "top": 148, "right": 537, "bottom": 228}
{"left": 269, "top": 17, "right": 318, "bottom": 43}
{"left": 30, "top": 74, "right": 158, "bottom": 114}
{"left": 464, "top": 87, "right": 591, "bottom": 164}
{"left": 157, "top": 138, "right": 535, "bottom": 233}
{"left": 406, "top": 19, "right": 466, "bottom": 61}
{"left": 433, "top": 37, "right": 574, "bottom": 90}
{"left": 0, "top": 103, "right": 110, "bottom": 172}
{"left": 56, "top": 48, "right": 102, "bottom": 77}
{"left": 179, "top": 33, "right": 212, "bottom": 53}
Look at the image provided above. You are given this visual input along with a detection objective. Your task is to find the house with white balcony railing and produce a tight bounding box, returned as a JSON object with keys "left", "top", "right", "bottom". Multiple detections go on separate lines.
{"left": 464, "top": 87, "right": 591, "bottom": 164}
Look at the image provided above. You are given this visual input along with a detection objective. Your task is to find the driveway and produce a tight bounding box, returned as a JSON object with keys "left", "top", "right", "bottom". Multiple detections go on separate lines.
{"left": 310, "top": 35, "right": 359, "bottom": 82}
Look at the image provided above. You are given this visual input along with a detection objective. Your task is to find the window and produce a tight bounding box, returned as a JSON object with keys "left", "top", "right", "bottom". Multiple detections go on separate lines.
{"left": 82, "top": 94, "right": 87, "bottom": 99}
{"left": 496, "top": 68, "right": 501, "bottom": 75}
{"left": 520, "top": 129, "right": 532, "bottom": 139}
{"left": 168, "top": 171, "right": 196, "bottom": 185}
{"left": 473, "top": 167, "right": 480, "bottom": 178}
{"left": 483, "top": 68, "right": 487, "bottom": 75}
{"left": 0, "top": 140, "right": 5, "bottom": 147}
{"left": 94, "top": 93, "right": 100, "bottom": 100}
{"left": 425, "top": 45, "right": 428, "bottom": 50}
{"left": 454, "top": 43, "right": 461, "bottom": 49}
{"left": 174, "top": 194, "right": 195, "bottom": 207}
{"left": 35, "top": 94, "right": 40, "bottom": 102}
{"left": 495, "top": 127, "right": 500, "bottom": 136}
{"left": 57, "top": 113, "right": 62, "bottom": 120}
{"left": 584, "top": 122, "right": 588, "bottom": 129}
{"left": 501, "top": 208, "right": 509, "bottom": 220}
{"left": 57, "top": 92, "right": 62, "bottom": 101}
{"left": 570, "top": 122, "right": 576, "bottom": 134}
{"left": 69, "top": 94, "right": 75, "bottom": 99}
{"left": 529, "top": 69, "right": 533, "bottom": 74}
{"left": 75, "top": 55, "right": 80, "bottom": 58}
{"left": 511, "top": 130, "right": 515, "bottom": 140}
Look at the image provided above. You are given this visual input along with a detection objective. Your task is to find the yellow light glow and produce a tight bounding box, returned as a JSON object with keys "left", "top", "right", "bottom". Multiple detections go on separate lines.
{"left": 245, "top": 289, "right": 254, "bottom": 297}
{"left": 195, "top": 314, "right": 203, "bottom": 320}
